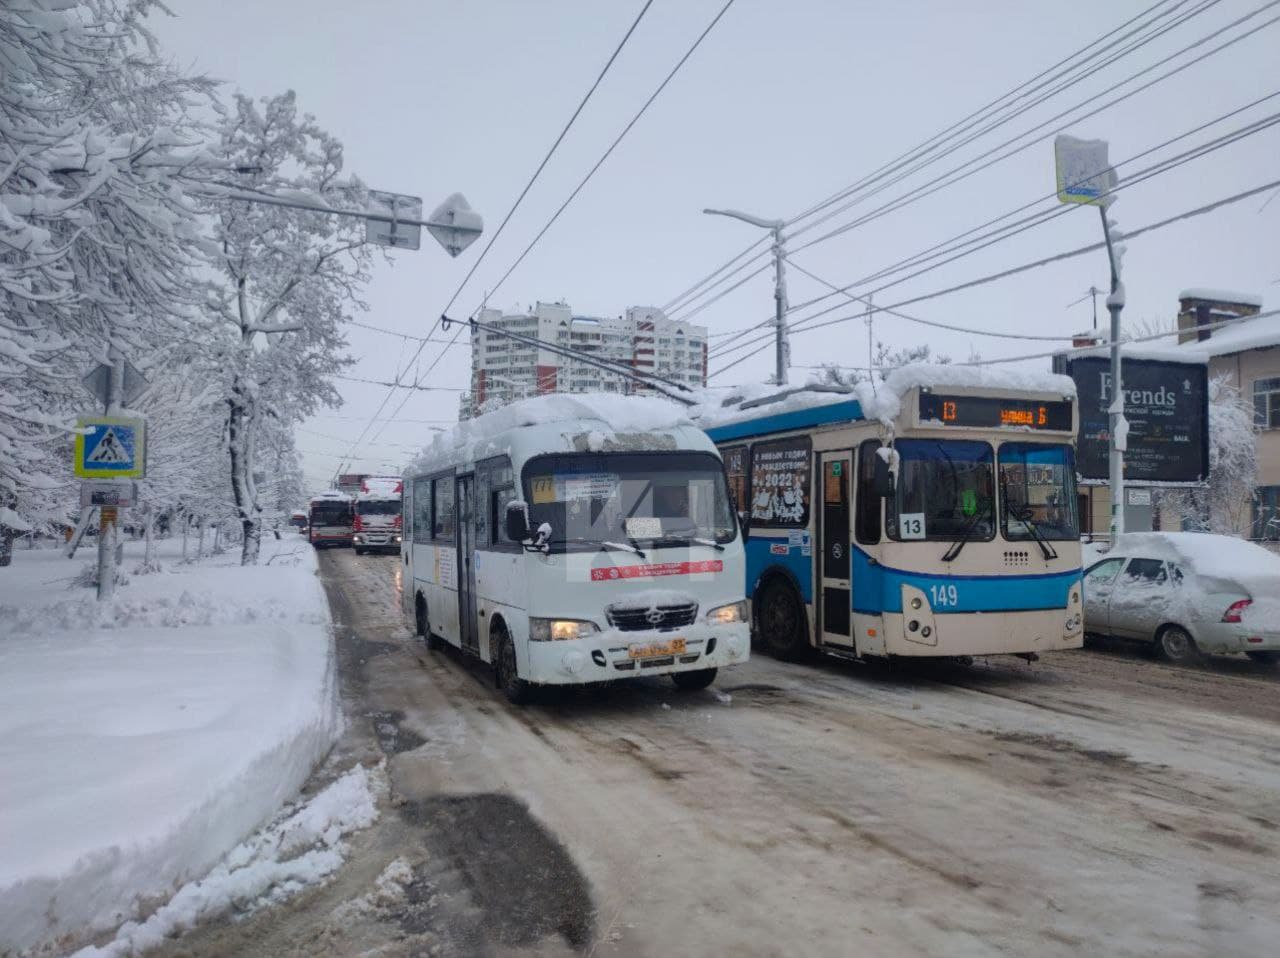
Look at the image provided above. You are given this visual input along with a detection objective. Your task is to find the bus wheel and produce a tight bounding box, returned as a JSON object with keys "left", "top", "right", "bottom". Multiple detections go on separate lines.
{"left": 757, "top": 578, "right": 808, "bottom": 661}
{"left": 671, "top": 668, "right": 717, "bottom": 691}
{"left": 415, "top": 595, "right": 440, "bottom": 650}
{"left": 493, "top": 624, "right": 532, "bottom": 705}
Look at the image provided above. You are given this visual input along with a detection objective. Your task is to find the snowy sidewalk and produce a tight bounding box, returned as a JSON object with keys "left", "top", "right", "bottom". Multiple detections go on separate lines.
{"left": 0, "top": 534, "right": 343, "bottom": 954}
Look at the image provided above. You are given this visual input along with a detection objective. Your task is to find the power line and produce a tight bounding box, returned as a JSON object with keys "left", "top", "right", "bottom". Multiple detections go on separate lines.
{"left": 711, "top": 95, "right": 1280, "bottom": 359}
{"left": 330, "top": 1, "right": 656, "bottom": 478}
{"left": 706, "top": 0, "right": 1279, "bottom": 345}
{"left": 474, "top": 0, "right": 740, "bottom": 311}
{"left": 710, "top": 176, "right": 1280, "bottom": 379}
{"left": 364, "top": 0, "right": 740, "bottom": 446}
{"left": 678, "top": 0, "right": 1278, "bottom": 330}
{"left": 785, "top": 260, "right": 1076, "bottom": 342}
{"left": 662, "top": 0, "right": 1197, "bottom": 318}
{"left": 347, "top": 320, "right": 465, "bottom": 346}
{"left": 333, "top": 373, "right": 464, "bottom": 392}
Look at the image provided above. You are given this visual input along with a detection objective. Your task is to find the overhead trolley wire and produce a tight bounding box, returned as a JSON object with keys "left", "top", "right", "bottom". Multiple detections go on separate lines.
{"left": 710, "top": 84, "right": 1280, "bottom": 359}
{"left": 706, "top": 0, "right": 1279, "bottom": 349}
{"left": 709, "top": 176, "right": 1280, "bottom": 379}
{"left": 662, "top": 0, "right": 1199, "bottom": 318}
{"left": 329, "top": 0, "right": 656, "bottom": 478}
{"left": 363, "top": 0, "right": 741, "bottom": 447}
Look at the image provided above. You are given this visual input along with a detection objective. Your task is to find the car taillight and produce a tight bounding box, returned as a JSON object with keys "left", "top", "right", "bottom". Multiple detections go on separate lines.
{"left": 1223, "top": 599, "right": 1252, "bottom": 623}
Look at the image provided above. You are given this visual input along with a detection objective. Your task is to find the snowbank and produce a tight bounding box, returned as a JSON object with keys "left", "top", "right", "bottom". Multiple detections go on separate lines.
{"left": 0, "top": 536, "right": 341, "bottom": 954}
{"left": 74, "top": 763, "right": 382, "bottom": 958}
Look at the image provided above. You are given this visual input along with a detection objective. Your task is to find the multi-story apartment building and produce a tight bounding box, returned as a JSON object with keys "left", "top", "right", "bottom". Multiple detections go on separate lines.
{"left": 460, "top": 301, "right": 707, "bottom": 417}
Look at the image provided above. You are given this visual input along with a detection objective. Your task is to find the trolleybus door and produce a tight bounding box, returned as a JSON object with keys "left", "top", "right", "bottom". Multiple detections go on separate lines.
{"left": 818, "top": 451, "right": 854, "bottom": 648}
{"left": 456, "top": 474, "right": 480, "bottom": 654}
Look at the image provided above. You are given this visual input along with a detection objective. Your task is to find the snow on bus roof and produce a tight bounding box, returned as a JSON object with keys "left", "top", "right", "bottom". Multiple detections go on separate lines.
{"left": 692, "top": 364, "right": 1076, "bottom": 432}
{"left": 405, "top": 393, "right": 693, "bottom": 474}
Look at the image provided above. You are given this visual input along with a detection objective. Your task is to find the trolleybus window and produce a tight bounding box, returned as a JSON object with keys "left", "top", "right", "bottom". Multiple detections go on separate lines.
{"left": 523, "top": 452, "right": 735, "bottom": 551}
{"left": 748, "top": 436, "right": 811, "bottom": 528}
{"left": 856, "top": 440, "right": 882, "bottom": 544}
{"left": 310, "top": 500, "right": 350, "bottom": 526}
{"left": 887, "top": 439, "right": 994, "bottom": 541}
{"left": 998, "top": 443, "right": 1079, "bottom": 541}
{"left": 722, "top": 445, "right": 748, "bottom": 514}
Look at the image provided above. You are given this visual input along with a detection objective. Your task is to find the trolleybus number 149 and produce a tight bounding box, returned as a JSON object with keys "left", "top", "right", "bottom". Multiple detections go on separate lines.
{"left": 929, "top": 584, "right": 959, "bottom": 608}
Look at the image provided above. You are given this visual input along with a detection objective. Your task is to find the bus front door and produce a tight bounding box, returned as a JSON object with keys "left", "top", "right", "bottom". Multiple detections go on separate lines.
{"left": 456, "top": 475, "right": 480, "bottom": 655}
{"left": 819, "top": 452, "right": 854, "bottom": 648}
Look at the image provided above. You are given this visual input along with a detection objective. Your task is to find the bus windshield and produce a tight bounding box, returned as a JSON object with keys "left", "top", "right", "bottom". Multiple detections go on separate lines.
{"left": 888, "top": 439, "right": 995, "bottom": 541}
{"left": 310, "top": 502, "right": 350, "bottom": 525}
{"left": 523, "top": 452, "right": 736, "bottom": 550}
{"left": 998, "top": 443, "right": 1079, "bottom": 541}
{"left": 357, "top": 499, "right": 400, "bottom": 516}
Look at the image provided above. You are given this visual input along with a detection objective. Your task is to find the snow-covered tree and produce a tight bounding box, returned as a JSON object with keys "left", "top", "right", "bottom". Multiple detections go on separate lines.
{"left": 199, "top": 92, "right": 372, "bottom": 564}
{"left": 1156, "top": 376, "right": 1258, "bottom": 536}
{"left": 815, "top": 342, "right": 950, "bottom": 387}
{"left": 1, "top": 0, "right": 216, "bottom": 532}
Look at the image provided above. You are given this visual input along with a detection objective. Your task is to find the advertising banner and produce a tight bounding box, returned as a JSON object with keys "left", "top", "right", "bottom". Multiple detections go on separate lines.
{"left": 1066, "top": 356, "right": 1209, "bottom": 485}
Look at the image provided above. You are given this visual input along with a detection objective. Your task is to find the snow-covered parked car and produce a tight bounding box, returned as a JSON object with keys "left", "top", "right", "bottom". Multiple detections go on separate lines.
{"left": 1082, "top": 532, "right": 1280, "bottom": 664}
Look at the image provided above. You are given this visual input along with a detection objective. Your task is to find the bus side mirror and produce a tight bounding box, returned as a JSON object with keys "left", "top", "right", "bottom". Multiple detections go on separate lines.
{"left": 738, "top": 510, "right": 752, "bottom": 539}
{"left": 505, "top": 501, "right": 530, "bottom": 542}
{"left": 873, "top": 457, "right": 895, "bottom": 498}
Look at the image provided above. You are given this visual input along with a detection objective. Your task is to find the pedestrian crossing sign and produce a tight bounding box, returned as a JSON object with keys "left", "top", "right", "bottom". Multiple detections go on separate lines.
{"left": 74, "top": 415, "right": 146, "bottom": 479}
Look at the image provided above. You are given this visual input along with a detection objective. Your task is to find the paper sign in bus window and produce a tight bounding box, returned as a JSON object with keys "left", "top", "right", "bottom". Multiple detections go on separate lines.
{"left": 749, "top": 437, "right": 811, "bottom": 528}
{"left": 899, "top": 512, "right": 927, "bottom": 539}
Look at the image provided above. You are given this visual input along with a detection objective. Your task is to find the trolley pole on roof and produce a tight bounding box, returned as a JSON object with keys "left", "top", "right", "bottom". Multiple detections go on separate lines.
{"left": 703, "top": 208, "right": 789, "bottom": 385}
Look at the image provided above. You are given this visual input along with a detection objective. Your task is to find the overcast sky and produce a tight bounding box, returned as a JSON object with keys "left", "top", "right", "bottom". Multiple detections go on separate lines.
{"left": 151, "top": 0, "right": 1279, "bottom": 493}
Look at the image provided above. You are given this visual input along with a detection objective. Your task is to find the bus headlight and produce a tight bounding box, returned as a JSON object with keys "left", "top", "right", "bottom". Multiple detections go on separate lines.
{"left": 529, "top": 617, "right": 599, "bottom": 641}
{"left": 706, "top": 600, "right": 747, "bottom": 625}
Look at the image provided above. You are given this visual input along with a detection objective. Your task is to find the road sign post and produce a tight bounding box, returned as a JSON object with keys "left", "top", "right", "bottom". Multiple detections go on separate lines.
{"left": 1055, "top": 134, "right": 1123, "bottom": 538}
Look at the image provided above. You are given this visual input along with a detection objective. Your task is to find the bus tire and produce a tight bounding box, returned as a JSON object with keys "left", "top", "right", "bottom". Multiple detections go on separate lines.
{"left": 756, "top": 577, "right": 809, "bottom": 661}
{"left": 415, "top": 594, "right": 440, "bottom": 650}
{"left": 493, "top": 623, "right": 532, "bottom": 705}
{"left": 671, "top": 668, "right": 717, "bottom": 691}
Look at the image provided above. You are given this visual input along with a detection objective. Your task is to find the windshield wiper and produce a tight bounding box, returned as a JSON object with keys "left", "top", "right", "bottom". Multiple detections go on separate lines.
{"left": 604, "top": 539, "right": 647, "bottom": 559}
{"left": 657, "top": 534, "right": 725, "bottom": 552}
{"left": 1013, "top": 510, "right": 1058, "bottom": 561}
{"left": 548, "top": 537, "right": 648, "bottom": 559}
{"left": 1000, "top": 474, "right": 1057, "bottom": 561}
{"left": 941, "top": 512, "right": 985, "bottom": 563}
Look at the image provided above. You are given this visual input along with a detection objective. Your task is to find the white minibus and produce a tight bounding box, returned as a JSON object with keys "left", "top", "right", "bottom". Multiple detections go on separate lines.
{"left": 401, "top": 395, "right": 750, "bottom": 702}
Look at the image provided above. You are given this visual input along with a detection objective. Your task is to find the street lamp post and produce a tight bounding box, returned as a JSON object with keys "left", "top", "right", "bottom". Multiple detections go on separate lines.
{"left": 704, "top": 208, "right": 789, "bottom": 385}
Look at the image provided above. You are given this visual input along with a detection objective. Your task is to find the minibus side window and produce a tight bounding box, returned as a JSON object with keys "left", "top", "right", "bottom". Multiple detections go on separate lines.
{"left": 433, "top": 476, "right": 455, "bottom": 540}
{"left": 412, "top": 477, "right": 432, "bottom": 544}
{"left": 856, "top": 440, "right": 881, "bottom": 545}
{"left": 489, "top": 459, "right": 518, "bottom": 546}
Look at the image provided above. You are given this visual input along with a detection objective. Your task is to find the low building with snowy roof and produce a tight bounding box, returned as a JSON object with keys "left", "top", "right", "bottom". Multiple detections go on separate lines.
{"left": 1174, "top": 290, "right": 1279, "bottom": 539}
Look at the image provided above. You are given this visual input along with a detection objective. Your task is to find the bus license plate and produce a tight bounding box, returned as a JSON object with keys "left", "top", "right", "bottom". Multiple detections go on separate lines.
{"left": 628, "top": 638, "right": 686, "bottom": 659}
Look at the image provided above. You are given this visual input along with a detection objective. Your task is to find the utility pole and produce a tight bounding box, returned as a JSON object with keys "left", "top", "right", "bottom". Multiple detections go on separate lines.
{"left": 1100, "top": 210, "right": 1126, "bottom": 539}
{"left": 95, "top": 345, "right": 123, "bottom": 601}
{"left": 703, "top": 208, "right": 789, "bottom": 385}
